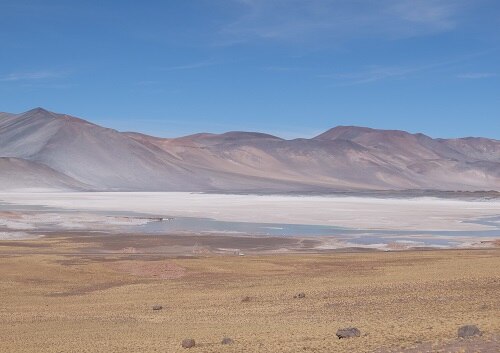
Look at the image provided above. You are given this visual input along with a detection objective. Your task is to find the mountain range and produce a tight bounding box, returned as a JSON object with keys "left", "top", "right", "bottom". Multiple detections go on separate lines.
{"left": 0, "top": 107, "right": 499, "bottom": 192}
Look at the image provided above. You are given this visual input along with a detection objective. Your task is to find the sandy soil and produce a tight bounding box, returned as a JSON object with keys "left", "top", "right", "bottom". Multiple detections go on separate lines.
{"left": 1, "top": 192, "right": 500, "bottom": 231}
{"left": 0, "top": 234, "right": 499, "bottom": 353}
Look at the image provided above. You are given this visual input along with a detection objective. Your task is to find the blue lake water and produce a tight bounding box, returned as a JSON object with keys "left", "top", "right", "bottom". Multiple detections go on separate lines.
{"left": 1, "top": 201, "right": 499, "bottom": 248}
{"left": 134, "top": 215, "right": 500, "bottom": 248}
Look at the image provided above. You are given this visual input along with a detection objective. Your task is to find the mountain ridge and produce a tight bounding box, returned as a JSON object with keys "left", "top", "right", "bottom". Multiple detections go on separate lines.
{"left": 1, "top": 108, "right": 499, "bottom": 192}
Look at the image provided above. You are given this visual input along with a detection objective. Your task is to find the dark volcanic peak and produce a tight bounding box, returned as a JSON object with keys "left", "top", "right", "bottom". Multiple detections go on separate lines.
{"left": 173, "top": 131, "right": 283, "bottom": 147}
{"left": 216, "top": 131, "right": 282, "bottom": 141}
{"left": 179, "top": 131, "right": 282, "bottom": 141}
{"left": 0, "top": 107, "right": 499, "bottom": 192}
{"left": 314, "top": 125, "right": 421, "bottom": 141}
{"left": 314, "top": 126, "right": 376, "bottom": 140}
{"left": 27, "top": 107, "right": 52, "bottom": 115}
{"left": 19, "top": 107, "right": 97, "bottom": 127}
{"left": 21, "top": 107, "right": 69, "bottom": 122}
{"left": 20, "top": 107, "right": 57, "bottom": 120}
{"left": 175, "top": 132, "right": 217, "bottom": 139}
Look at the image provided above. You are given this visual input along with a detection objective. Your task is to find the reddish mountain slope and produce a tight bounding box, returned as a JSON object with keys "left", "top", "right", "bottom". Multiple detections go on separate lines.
{"left": 1, "top": 108, "right": 499, "bottom": 192}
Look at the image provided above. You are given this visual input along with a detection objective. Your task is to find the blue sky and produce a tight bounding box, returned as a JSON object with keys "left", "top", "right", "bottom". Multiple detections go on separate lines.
{"left": 0, "top": 0, "right": 499, "bottom": 139}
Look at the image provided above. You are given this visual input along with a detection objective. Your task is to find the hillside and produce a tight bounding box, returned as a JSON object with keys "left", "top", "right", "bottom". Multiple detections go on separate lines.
{"left": 1, "top": 108, "right": 499, "bottom": 192}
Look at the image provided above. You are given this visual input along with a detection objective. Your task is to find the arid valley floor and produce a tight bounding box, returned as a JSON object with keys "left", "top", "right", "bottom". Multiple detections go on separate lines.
{"left": 1, "top": 193, "right": 499, "bottom": 352}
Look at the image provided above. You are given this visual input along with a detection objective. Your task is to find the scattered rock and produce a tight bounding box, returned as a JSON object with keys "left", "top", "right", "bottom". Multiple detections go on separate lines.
{"left": 336, "top": 327, "right": 361, "bottom": 339}
{"left": 294, "top": 292, "right": 306, "bottom": 299}
{"left": 182, "top": 339, "right": 196, "bottom": 348}
{"left": 221, "top": 337, "right": 234, "bottom": 345}
{"left": 152, "top": 305, "right": 163, "bottom": 311}
{"left": 458, "top": 325, "right": 482, "bottom": 338}
{"left": 241, "top": 296, "right": 251, "bottom": 302}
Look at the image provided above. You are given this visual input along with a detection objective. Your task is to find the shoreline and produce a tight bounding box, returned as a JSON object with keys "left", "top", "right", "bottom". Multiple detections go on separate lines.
{"left": 1, "top": 231, "right": 498, "bottom": 257}
{"left": 1, "top": 192, "right": 499, "bottom": 251}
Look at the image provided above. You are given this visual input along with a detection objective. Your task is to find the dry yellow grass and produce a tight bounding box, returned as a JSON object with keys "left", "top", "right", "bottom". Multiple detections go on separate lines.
{"left": 1, "top": 237, "right": 499, "bottom": 352}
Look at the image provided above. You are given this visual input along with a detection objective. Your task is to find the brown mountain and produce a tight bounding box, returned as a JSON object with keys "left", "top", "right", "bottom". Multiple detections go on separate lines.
{"left": 0, "top": 108, "right": 499, "bottom": 192}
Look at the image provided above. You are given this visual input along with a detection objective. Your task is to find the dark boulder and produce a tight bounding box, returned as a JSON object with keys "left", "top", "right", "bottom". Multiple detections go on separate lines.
{"left": 336, "top": 327, "right": 361, "bottom": 339}
{"left": 152, "top": 305, "right": 163, "bottom": 311}
{"left": 221, "top": 337, "right": 234, "bottom": 345}
{"left": 182, "top": 339, "right": 196, "bottom": 348}
{"left": 458, "top": 325, "right": 482, "bottom": 338}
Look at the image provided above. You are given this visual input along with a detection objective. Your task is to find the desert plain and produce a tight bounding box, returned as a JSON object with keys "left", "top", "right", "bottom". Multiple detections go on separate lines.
{"left": 0, "top": 192, "right": 499, "bottom": 352}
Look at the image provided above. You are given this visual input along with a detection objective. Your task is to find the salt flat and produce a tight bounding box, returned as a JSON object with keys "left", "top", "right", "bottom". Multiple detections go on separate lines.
{"left": 1, "top": 192, "right": 499, "bottom": 231}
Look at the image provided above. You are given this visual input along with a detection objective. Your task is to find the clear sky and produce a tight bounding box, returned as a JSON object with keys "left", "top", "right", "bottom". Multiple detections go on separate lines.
{"left": 0, "top": 0, "right": 499, "bottom": 139}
